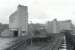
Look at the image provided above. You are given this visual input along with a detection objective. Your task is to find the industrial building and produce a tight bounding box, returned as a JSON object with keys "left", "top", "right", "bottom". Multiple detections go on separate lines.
{"left": 9, "top": 5, "right": 28, "bottom": 37}
{"left": 45, "top": 19, "right": 73, "bottom": 33}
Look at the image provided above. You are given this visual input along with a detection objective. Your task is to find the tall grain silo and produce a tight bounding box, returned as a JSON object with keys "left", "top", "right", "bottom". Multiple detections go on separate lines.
{"left": 9, "top": 5, "right": 28, "bottom": 37}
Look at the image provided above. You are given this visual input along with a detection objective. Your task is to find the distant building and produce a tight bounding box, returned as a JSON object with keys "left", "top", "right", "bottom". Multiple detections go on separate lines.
{"left": 9, "top": 5, "right": 28, "bottom": 36}
{"left": 45, "top": 19, "right": 73, "bottom": 33}
{"left": 28, "top": 23, "right": 45, "bottom": 33}
{"left": 28, "top": 23, "right": 46, "bottom": 36}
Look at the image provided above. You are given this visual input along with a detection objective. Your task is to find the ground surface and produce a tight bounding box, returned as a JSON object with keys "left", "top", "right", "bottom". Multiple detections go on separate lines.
{"left": 0, "top": 37, "right": 15, "bottom": 50}
{"left": 0, "top": 34, "right": 65, "bottom": 50}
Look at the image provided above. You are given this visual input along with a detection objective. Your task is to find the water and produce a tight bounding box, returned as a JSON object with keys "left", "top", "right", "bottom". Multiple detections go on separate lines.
{"left": 59, "top": 36, "right": 67, "bottom": 50}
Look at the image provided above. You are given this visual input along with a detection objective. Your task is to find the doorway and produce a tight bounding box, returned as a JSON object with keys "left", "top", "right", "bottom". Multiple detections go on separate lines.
{"left": 13, "top": 31, "right": 18, "bottom": 37}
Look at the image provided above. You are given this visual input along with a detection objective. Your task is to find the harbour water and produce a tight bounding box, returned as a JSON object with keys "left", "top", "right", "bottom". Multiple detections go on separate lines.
{"left": 59, "top": 36, "right": 67, "bottom": 50}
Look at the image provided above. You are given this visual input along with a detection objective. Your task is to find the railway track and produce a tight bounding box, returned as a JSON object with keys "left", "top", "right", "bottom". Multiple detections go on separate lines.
{"left": 5, "top": 34, "right": 65, "bottom": 50}
{"left": 6, "top": 36, "right": 32, "bottom": 50}
{"left": 6, "top": 40, "right": 25, "bottom": 50}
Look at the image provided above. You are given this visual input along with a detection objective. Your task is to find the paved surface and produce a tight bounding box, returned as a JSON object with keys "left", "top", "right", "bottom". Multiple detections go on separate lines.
{"left": 0, "top": 38, "right": 15, "bottom": 50}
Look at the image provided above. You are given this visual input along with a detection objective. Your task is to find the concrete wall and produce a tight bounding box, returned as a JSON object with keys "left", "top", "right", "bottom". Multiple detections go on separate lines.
{"left": 9, "top": 5, "right": 28, "bottom": 36}
{"left": 45, "top": 22, "right": 53, "bottom": 33}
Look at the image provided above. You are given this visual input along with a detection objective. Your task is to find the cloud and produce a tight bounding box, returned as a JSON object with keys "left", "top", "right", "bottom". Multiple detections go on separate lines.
{"left": 0, "top": 0, "right": 74, "bottom": 24}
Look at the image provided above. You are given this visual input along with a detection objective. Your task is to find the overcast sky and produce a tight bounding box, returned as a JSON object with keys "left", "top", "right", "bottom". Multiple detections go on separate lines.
{"left": 0, "top": 0, "right": 74, "bottom": 24}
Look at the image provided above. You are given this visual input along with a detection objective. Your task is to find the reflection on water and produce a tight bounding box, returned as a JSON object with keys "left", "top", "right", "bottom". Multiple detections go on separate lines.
{"left": 59, "top": 36, "right": 67, "bottom": 50}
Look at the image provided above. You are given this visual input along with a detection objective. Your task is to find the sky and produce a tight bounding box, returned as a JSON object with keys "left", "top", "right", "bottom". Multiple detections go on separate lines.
{"left": 0, "top": 0, "right": 74, "bottom": 24}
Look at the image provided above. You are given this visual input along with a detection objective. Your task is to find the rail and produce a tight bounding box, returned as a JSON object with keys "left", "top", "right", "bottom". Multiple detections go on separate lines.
{"left": 5, "top": 36, "right": 32, "bottom": 50}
